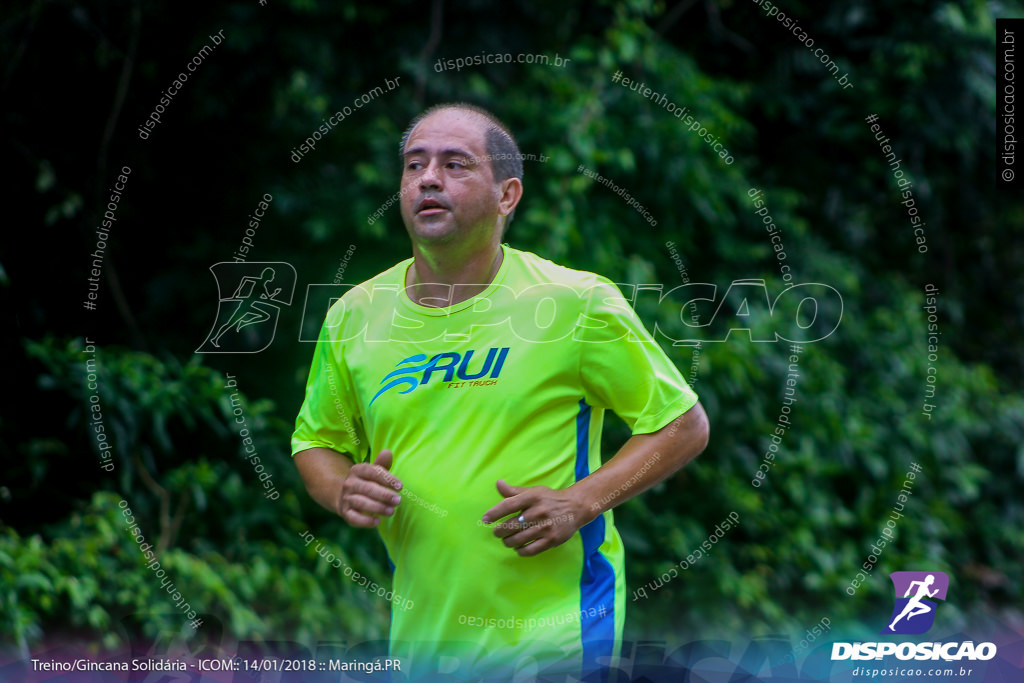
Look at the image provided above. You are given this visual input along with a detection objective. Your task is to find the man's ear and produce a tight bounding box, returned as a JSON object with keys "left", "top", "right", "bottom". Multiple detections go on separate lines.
{"left": 498, "top": 177, "right": 523, "bottom": 219}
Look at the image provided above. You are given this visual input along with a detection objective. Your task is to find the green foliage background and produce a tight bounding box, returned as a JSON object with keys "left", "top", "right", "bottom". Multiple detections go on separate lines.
{"left": 2, "top": 0, "right": 1021, "bottom": 662}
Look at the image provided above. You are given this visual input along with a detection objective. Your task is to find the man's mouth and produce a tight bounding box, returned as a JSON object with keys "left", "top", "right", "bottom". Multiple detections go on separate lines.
{"left": 417, "top": 198, "right": 449, "bottom": 215}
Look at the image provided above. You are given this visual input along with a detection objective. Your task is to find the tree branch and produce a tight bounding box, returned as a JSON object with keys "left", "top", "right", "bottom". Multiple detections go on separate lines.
{"left": 415, "top": 0, "right": 444, "bottom": 104}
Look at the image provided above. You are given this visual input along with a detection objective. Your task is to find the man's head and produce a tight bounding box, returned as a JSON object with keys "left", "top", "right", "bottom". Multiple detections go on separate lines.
{"left": 398, "top": 103, "right": 523, "bottom": 246}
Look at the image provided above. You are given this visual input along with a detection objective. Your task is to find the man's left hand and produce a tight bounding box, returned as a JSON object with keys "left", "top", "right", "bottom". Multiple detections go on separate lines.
{"left": 481, "top": 480, "right": 587, "bottom": 557}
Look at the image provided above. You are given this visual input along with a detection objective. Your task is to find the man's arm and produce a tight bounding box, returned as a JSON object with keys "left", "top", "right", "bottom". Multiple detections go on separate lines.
{"left": 573, "top": 400, "right": 709, "bottom": 520}
{"left": 483, "top": 401, "right": 709, "bottom": 556}
{"left": 294, "top": 447, "right": 403, "bottom": 527}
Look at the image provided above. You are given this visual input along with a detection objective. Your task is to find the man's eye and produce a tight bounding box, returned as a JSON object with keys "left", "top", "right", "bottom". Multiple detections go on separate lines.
{"left": 406, "top": 161, "right": 423, "bottom": 170}
{"left": 447, "top": 161, "right": 465, "bottom": 170}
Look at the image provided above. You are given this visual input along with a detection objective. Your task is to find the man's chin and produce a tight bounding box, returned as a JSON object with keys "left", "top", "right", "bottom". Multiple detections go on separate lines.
{"left": 408, "top": 215, "right": 459, "bottom": 242}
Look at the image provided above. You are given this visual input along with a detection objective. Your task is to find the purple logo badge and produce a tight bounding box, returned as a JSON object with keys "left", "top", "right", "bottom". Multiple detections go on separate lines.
{"left": 882, "top": 571, "right": 949, "bottom": 635}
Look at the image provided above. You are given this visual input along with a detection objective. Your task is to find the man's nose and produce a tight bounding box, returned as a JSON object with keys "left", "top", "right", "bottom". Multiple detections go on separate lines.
{"left": 419, "top": 160, "right": 442, "bottom": 189}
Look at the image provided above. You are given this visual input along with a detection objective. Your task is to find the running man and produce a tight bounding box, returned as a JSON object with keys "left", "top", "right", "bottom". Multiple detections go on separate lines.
{"left": 887, "top": 574, "right": 940, "bottom": 632}
{"left": 291, "top": 103, "right": 710, "bottom": 680}
{"left": 210, "top": 267, "right": 281, "bottom": 347}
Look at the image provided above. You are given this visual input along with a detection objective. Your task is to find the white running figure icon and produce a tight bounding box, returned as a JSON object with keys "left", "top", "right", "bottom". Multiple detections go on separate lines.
{"left": 888, "top": 574, "right": 939, "bottom": 631}
{"left": 210, "top": 267, "right": 282, "bottom": 348}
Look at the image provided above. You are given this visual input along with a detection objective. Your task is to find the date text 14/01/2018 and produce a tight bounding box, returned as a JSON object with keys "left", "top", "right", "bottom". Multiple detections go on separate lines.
{"left": 198, "top": 658, "right": 402, "bottom": 672}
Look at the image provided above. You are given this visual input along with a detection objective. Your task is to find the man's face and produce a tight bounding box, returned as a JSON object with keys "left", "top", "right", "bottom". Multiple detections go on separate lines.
{"left": 400, "top": 109, "right": 502, "bottom": 245}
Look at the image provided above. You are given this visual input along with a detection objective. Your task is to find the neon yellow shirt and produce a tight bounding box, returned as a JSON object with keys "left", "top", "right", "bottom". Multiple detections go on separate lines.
{"left": 292, "top": 245, "right": 698, "bottom": 679}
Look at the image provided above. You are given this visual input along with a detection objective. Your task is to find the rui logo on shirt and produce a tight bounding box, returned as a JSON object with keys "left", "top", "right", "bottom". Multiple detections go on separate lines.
{"left": 370, "top": 347, "right": 510, "bottom": 405}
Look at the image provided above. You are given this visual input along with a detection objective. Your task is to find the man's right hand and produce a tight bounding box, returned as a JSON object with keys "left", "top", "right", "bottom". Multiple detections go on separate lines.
{"left": 338, "top": 449, "right": 403, "bottom": 527}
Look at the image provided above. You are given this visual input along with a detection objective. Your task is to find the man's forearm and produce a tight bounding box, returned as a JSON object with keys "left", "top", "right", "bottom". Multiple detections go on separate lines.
{"left": 569, "top": 402, "right": 709, "bottom": 524}
{"left": 294, "top": 446, "right": 355, "bottom": 515}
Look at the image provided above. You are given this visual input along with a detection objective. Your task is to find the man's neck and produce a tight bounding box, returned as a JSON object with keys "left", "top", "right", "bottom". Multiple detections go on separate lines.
{"left": 405, "top": 242, "right": 504, "bottom": 308}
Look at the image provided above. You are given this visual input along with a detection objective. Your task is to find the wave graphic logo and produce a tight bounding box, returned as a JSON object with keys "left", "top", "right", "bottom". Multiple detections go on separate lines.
{"left": 370, "top": 348, "right": 509, "bottom": 406}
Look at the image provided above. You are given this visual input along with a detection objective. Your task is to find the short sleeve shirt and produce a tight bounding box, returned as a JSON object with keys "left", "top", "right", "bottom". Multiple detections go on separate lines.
{"left": 292, "top": 245, "right": 698, "bottom": 679}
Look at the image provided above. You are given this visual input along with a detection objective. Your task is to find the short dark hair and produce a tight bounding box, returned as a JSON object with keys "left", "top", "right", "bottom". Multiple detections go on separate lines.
{"left": 400, "top": 103, "right": 523, "bottom": 230}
